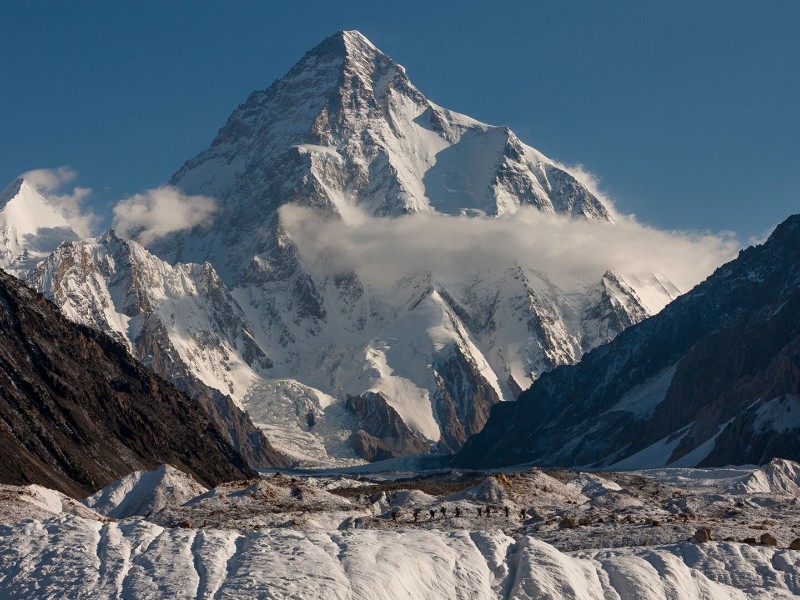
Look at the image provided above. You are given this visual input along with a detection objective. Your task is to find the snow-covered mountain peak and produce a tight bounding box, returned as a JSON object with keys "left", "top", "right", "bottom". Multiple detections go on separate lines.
{"left": 0, "top": 177, "right": 73, "bottom": 231}
{"left": 2, "top": 33, "right": 679, "bottom": 467}
{"left": 288, "top": 29, "right": 408, "bottom": 97}
{"left": 160, "top": 30, "right": 614, "bottom": 284}
{"left": 338, "top": 29, "right": 379, "bottom": 52}
{"left": 0, "top": 176, "right": 80, "bottom": 273}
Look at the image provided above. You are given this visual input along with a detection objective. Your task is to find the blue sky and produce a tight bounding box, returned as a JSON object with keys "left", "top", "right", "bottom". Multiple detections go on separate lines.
{"left": 1, "top": 1, "right": 798, "bottom": 241}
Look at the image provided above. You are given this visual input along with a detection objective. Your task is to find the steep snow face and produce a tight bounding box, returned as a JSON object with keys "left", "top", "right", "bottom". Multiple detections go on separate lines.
{"left": 30, "top": 230, "right": 268, "bottom": 402}
{"left": 0, "top": 178, "right": 80, "bottom": 274}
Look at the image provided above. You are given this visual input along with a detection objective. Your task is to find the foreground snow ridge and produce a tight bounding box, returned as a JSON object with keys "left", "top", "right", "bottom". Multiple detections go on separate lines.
{"left": 1, "top": 519, "right": 798, "bottom": 599}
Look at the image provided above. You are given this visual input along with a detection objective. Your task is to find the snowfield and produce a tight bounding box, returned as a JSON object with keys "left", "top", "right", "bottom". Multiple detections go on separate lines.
{"left": 1, "top": 520, "right": 799, "bottom": 599}
{"left": 2, "top": 460, "right": 800, "bottom": 598}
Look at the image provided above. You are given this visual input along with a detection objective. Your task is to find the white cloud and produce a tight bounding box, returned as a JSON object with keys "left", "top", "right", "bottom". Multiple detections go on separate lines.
{"left": 278, "top": 204, "right": 739, "bottom": 296}
{"left": 23, "top": 167, "right": 98, "bottom": 237}
{"left": 112, "top": 185, "right": 218, "bottom": 245}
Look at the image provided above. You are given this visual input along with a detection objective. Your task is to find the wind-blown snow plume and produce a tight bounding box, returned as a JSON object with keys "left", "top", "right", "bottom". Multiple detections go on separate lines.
{"left": 112, "top": 185, "right": 218, "bottom": 245}
{"left": 22, "top": 167, "right": 97, "bottom": 237}
{"left": 279, "top": 204, "right": 738, "bottom": 294}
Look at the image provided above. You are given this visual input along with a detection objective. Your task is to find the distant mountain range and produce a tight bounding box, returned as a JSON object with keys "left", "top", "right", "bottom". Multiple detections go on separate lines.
{"left": 457, "top": 213, "right": 800, "bottom": 469}
{"left": 0, "top": 31, "right": 683, "bottom": 467}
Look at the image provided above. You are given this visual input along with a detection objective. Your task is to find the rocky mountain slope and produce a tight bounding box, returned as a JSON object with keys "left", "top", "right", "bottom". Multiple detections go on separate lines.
{"left": 0, "top": 269, "right": 254, "bottom": 497}
{"left": 458, "top": 213, "right": 800, "bottom": 469}
{"left": 28, "top": 227, "right": 288, "bottom": 468}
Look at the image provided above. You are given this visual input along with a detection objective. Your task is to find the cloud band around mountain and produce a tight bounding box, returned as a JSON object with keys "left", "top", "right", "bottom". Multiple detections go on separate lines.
{"left": 279, "top": 203, "right": 739, "bottom": 301}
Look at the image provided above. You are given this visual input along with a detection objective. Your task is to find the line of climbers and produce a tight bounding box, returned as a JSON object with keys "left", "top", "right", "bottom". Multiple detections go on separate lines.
{"left": 389, "top": 505, "right": 530, "bottom": 522}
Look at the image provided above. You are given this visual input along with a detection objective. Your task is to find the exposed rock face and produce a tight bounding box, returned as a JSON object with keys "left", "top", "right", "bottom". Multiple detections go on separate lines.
{"left": 458, "top": 214, "right": 800, "bottom": 469}
{"left": 345, "top": 392, "right": 429, "bottom": 461}
{"left": 0, "top": 270, "right": 254, "bottom": 498}
{"left": 432, "top": 343, "right": 502, "bottom": 452}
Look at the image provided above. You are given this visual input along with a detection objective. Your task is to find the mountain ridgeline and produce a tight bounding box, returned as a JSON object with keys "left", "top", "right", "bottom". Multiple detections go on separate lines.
{"left": 458, "top": 214, "right": 800, "bottom": 469}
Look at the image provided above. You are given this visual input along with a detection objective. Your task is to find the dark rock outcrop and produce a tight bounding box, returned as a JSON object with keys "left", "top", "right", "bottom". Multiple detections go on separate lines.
{"left": 345, "top": 392, "right": 429, "bottom": 461}
{"left": 0, "top": 270, "right": 255, "bottom": 498}
{"left": 433, "top": 344, "right": 502, "bottom": 453}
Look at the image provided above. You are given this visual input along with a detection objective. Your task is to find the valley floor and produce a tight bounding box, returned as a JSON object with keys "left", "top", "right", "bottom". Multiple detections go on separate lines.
{"left": 2, "top": 460, "right": 800, "bottom": 598}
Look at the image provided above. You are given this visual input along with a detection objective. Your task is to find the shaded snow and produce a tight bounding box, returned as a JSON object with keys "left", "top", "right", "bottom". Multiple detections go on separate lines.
{"left": 754, "top": 395, "right": 800, "bottom": 434}
{"left": 609, "top": 364, "right": 676, "bottom": 419}
{"left": 608, "top": 426, "right": 690, "bottom": 470}
{"left": 566, "top": 473, "right": 622, "bottom": 498}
